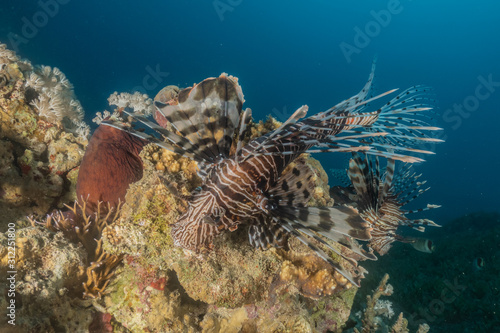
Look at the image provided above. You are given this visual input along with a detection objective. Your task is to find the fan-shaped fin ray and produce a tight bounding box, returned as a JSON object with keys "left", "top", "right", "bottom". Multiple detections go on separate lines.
{"left": 155, "top": 73, "right": 245, "bottom": 162}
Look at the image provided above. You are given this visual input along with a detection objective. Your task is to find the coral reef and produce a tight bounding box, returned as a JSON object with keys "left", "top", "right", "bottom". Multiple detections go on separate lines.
{"left": 31, "top": 199, "right": 124, "bottom": 299}
{"left": 349, "top": 274, "right": 429, "bottom": 333}
{"left": 0, "top": 51, "right": 382, "bottom": 331}
{"left": 3, "top": 89, "right": 355, "bottom": 330}
{"left": 0, "top": 226, "right": 94, "bottom": 332}
{"left": 0, "top": 44, "right": 88, "bottom": 228}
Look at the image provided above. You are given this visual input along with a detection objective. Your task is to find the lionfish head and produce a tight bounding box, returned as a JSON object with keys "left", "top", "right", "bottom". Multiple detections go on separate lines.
{"left": 171, "top": 194, "right": 223, "bottom": 252}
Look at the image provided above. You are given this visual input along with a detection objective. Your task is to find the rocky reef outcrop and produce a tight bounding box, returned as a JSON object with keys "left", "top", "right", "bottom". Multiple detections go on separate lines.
{"left": 0, "top": 44, "right": 88, "bottom": 229}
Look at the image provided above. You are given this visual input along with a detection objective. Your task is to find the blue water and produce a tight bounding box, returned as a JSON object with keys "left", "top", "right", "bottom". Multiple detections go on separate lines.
{"left": 1, "top": 0, "right": 499, "bottom": 224}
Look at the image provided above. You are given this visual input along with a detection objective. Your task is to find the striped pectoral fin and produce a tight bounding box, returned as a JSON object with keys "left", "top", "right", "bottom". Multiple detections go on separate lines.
{"left": 248, "top": 216, "right": 288, "bottom": 250}
{"left": 275, "top": 206, "right": 375, "bottom": 260}
{"left": 269, "top": 158, "right": 317, "bottom": 207}
{"left": 348, "top": 153, "right": 379, "bottom": 211}
{"left": 278, "top": 221, "right": 363, "bottom": 287}
{"left": 155, "top": 73, "right": 244, "bottom": 162}
{"left": 278, "top": 205, "right": 373, "bottom": 241}
{"left": 235, "top": 107, "right": 252, "bottom": 162}
{"left": 101, "top": 118, "right": 205, "bottom": 163}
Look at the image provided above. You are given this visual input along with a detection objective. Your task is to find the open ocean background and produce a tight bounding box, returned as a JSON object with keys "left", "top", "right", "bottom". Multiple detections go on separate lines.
{"left": 1, "top": 0, "right": 499, "bottom": 225}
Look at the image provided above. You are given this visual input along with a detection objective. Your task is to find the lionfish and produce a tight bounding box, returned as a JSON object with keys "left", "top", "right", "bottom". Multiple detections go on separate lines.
{"left": 347, "top": 153, "right": 441, "bottom": 255}
{"left": 103, "top": 63, "right": 441, "bottom": 286}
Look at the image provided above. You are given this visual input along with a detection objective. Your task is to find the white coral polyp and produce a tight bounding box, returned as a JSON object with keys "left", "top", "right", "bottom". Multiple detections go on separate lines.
{"left": 28, "top": 65, "right": 85, "bottom": 126}
{"left": 1, "top": 43, "right": 90, "bottom": 139}
{"left": 374, "top": 299, "right": 395, "bottom": 319}
{"left": 0, "top": 43, "right": 18, "bottom": 64}
{"left": 107, "top": 91, "right": 154, "bottom": 116}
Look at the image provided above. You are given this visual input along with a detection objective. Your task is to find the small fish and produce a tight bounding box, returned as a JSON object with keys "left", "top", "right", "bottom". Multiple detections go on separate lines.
{"left": 473, "top": 257, "right": 485, "bottom": 270}
{"left": 104, "top": 64, "right": 441, "bottom": 286}
{"left": 410, "top": 238, "right": 435, "bottom": 253}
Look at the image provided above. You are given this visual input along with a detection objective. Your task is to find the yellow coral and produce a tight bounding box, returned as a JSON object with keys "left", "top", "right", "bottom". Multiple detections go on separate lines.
{"left": 142, "top": 143, "right": 201, "bottom": 192}
{"left": 275, "top": 239, "right": 354, "bottom": 300}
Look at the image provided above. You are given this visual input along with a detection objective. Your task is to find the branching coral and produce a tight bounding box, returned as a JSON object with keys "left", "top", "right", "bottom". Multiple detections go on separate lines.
{"left": 354, "top": 274, "right": 430, "bottom": 333}
{"left": 0, "top": 43, "right": 89, "bottom": 139}
{"left": 30, "top": 199, "right": 124, "bottom": 299}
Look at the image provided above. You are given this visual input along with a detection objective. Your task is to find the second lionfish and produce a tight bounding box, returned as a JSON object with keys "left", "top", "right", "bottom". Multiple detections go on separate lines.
{"left": 104, "top": 63, "right": 441, "bottom": 286}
